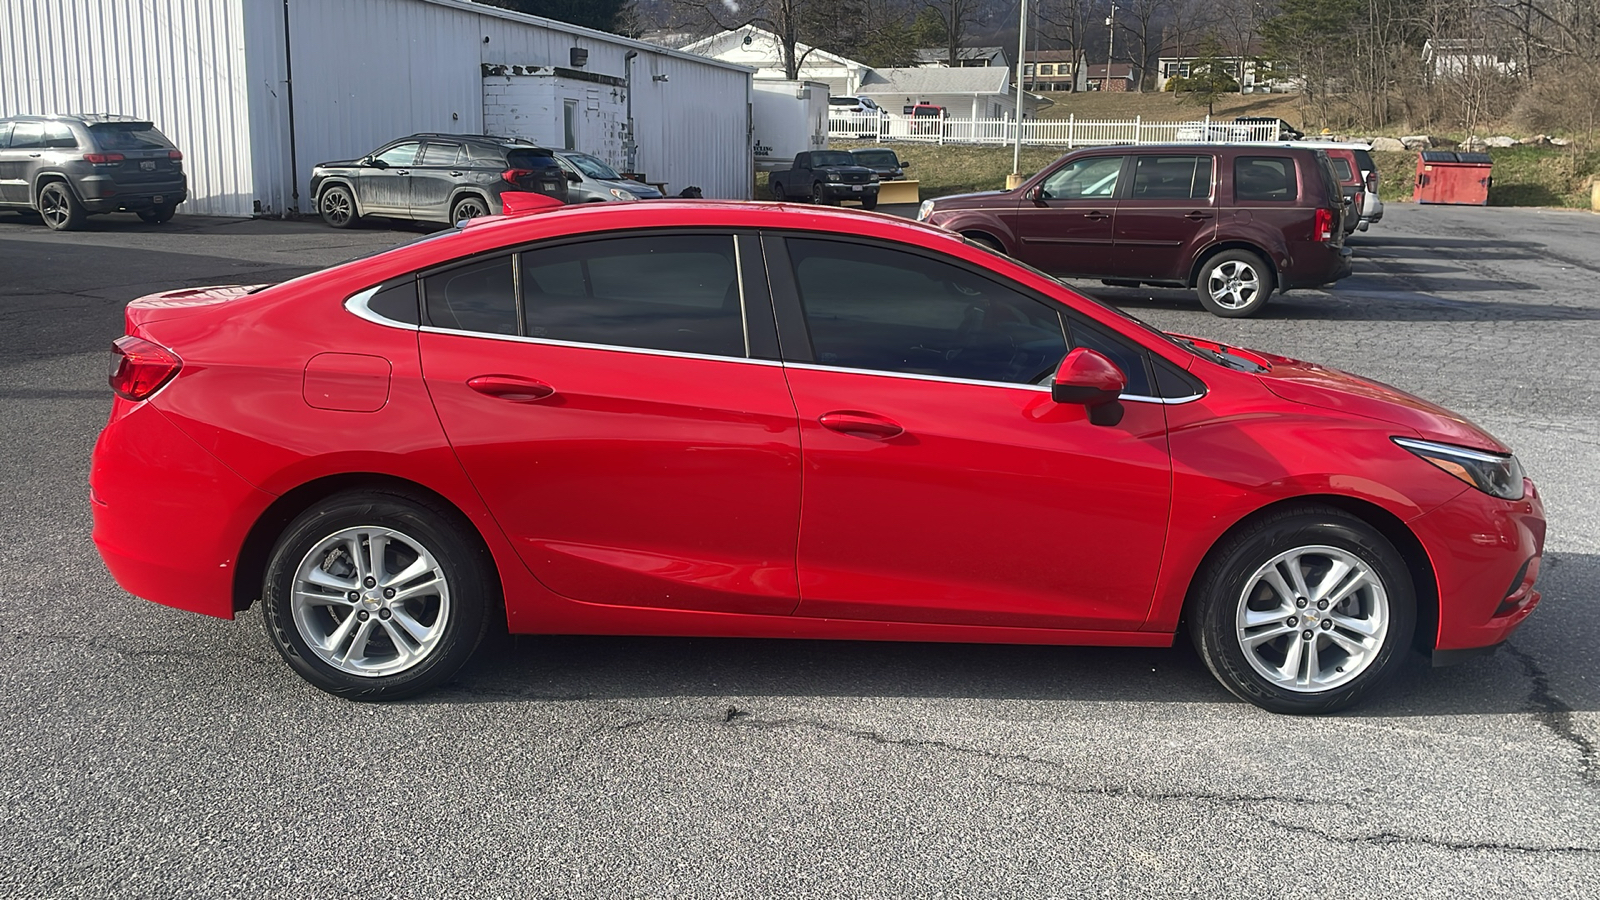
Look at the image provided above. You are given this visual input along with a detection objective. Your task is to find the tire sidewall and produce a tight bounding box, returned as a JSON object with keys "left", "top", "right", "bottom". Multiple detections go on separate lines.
{"left": 40, "top": 183, "right": 82, "bottom": 231}
{"left": 1191, "top": 511, "right": 1416, "bottom": 714}
{"left": 1197, "top": 250, "right": 1274, "bottom": 318}
{"left": 261, "top": 491, "right": 492, "bottom": 700}
{"left": 320, "top": 185, "right": 358, "bottom": 229}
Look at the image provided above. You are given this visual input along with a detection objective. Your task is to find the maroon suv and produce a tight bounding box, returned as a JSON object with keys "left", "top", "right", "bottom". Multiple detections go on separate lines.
{"left": 917, "top": 145, "right": 1353, "bottom": 317}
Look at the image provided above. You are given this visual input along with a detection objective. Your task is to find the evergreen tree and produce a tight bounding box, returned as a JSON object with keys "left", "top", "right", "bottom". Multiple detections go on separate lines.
{"left": 475, "top": 0, "right": 639, "bottom": 36}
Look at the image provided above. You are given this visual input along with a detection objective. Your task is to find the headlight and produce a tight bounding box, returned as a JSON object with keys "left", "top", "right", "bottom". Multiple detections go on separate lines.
{"left": 1393, "top": 437, "right": 1525, "bottom": 500}
{"left": 608, "top": 187, "right": 638, "bottom": 201}
{"left": 917, "top": 200, "right": 935, "bottom": 221}
{"left": 827, "top": 174, "right": 842, "bottom": 182}
{"left": 869, "top": 173, "right": 880, "bottom": 182}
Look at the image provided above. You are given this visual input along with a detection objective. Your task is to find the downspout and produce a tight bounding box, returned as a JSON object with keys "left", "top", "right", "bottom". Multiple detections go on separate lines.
{"left": 282, "top": 0, "right": 300, "bottom": 214}
{"left": 623, "top": 50, "right": 638, "bottom": 173}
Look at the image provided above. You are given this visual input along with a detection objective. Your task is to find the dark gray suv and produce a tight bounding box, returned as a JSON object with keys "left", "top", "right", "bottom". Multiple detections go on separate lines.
{"left": 310, "top": 133, "right": 569, "bottom": 229}
{"left": 0, "top": 114, "right": 187, "bottom": 230}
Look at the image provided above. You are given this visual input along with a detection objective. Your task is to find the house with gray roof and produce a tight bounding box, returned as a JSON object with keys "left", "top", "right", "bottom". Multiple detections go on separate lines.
{"left": 856, "top": 67, "right": 1051, "bottom": 120}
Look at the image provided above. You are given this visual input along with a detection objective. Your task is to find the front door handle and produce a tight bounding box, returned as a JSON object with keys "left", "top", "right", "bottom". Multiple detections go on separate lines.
{"left": 818, "top": 410, "right": 904, "bottom": 440}
{"left": 1184, "top": 211, "right": 1214, "bottom": 220}
{"left": 467, "top": 374, "right": 555, "bottom": 403}
{"left": 1083, "top": 211, "right": 1110, "bottom": 220}
{"left": 395, "top": 168, "right": 411, "bottom": 176}
{"left": 448, "top": 171, "right": 465, "bottom": 177}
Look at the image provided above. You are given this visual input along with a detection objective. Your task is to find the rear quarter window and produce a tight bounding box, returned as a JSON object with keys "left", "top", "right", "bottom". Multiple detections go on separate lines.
{"left": 1330, "top": 157, "right": 1354, "bottom": 181}
{"left": 1233, "top": 156, "right": 1298, "bottom": 202}
{"left": 1352, "top": 149, "right": 1376, "bottom": 173}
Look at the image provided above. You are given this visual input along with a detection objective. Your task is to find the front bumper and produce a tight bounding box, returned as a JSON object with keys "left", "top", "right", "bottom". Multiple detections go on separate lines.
{"left": 1413, "top": 477, "right": 1546, "bottom": 657}
{"left": 821, "top": 183, "right": 879, "bottom": 201}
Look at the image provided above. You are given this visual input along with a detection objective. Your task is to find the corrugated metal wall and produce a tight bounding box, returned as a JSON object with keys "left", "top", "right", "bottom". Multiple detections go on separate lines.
{"left": 270, "top": 0, "right": 752, "bottom": 206}
{"left": 0, "top": 0, "right": 256, "bottom": 217}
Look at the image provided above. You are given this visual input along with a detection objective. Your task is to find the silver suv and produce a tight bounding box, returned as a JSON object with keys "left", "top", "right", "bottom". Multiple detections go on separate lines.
{"left": 0, "top": 114, "right": 187, "bottom": 230}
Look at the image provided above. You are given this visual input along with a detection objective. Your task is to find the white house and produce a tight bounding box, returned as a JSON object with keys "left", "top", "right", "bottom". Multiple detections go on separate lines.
{"left": 1157, "top": 50, "right": 1293, "bottom": 93}
{"left": 857, "top": 67, "right": 1050, "bottom": 120}
{"left": 680, "top": 26, "right": 875, "bottom": 97}
{"left": 1422, "top": 39, "right": 1518, "bottom": 78}
{"left": 913, "top": 47, "right": 1007, "bottom": 68}
{"left": 0, "top": 0, "right": 757, "bottom": 215}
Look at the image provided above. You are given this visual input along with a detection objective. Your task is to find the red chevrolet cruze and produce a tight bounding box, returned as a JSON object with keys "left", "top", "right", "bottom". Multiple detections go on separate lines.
{"left": 91, "top": 201, "right": 1544, "bottom": 713}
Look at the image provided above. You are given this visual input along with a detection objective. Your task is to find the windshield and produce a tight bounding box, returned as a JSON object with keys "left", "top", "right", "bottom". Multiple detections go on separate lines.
{"left": 564, "top": 153, "right": 621, "bottom": 180}
{"left": 811, "top": 151, "right": 856, "bottom": 166}
{"left": 853, "top": 150, "right": 899, "bottom": 166}
{"left": 88, "top": 122, "right": 173, "bottom": 150}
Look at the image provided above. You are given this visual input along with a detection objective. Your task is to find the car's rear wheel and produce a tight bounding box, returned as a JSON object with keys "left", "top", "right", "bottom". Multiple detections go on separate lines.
{"left": 319, "top": 185, "right": 360, "bottom": 229}
{"left": 38, "top": 182, "right": 85, "bottom": 231}
{"left": 450, "top": 195, "right": 489, "bottom": 224}
{"left": 1188, "top": 505, "right": 1416, "bottom": 714}
{"left": 769, "top": 180, "right": 785, "bottom": 201}
{"left": 261, "top": 490, "right": 493, "bottom": 700}
{"left": 137, "top": 204, "right": 176, "bottom": 225}
{"left": 1197, "top": 250, "right": 1273, "bottom": 317}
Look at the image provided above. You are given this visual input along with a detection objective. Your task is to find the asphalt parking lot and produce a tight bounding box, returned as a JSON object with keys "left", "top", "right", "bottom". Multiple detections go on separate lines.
{"left": 2, "top": 203, "right": 1597, "bottom": 897}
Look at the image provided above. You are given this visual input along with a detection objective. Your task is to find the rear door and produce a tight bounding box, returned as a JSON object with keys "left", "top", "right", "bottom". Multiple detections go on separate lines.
{"left": 420, "top": 231, "right": 803, "bottom": 616}
{"left": 1010, "top": 154, "right": 1125, "bottom": 278}
{"left": 1111, "top": 153, "right": 1217, "bottom": 281}
{"left": 409, "top": 140, "right": 464, "bottom": 221}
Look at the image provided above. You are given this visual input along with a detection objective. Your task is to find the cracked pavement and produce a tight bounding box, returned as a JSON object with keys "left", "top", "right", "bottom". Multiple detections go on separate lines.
{"left": 1, "top": 205, "right": 1597, "bottom": 897}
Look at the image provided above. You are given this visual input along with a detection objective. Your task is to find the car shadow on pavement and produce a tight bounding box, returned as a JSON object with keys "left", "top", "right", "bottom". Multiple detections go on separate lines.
{"left": 1093, "top": 284, "right": 1600, "bottom": 322}
{"left": 429, "top": 551, "right": 1599, "bottom": 720}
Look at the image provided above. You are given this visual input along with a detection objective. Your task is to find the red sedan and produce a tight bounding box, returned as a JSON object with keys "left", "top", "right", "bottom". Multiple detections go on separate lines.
{"left": 91, "top": 201, "right": 1544, "bottom": 713}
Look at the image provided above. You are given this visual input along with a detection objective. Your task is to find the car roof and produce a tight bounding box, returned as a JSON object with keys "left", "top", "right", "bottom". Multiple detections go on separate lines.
{"left": 400, "top": 132, "right": 546, "bottom": 147}
{"left": 2, "top": 113, "right": 151, "bottom": 125}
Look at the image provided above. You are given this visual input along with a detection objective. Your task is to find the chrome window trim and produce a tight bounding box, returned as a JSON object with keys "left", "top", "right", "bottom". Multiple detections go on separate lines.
{"left": 344, "top": 285, "right": 420, "bottom": 331}
{"left": 781, "top": 361, "right": 1202, "bottom": 404}
{"left": 416, "top": 325, "right": 781, "bottom": 367}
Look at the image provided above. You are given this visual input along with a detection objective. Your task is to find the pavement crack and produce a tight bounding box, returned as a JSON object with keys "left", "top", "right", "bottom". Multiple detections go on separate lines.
{"left": 1264, "top": 819, "right": 1600, "bottom": 855}
{"left": 1504, "top": 642, "right": 1598, "bottom": 788}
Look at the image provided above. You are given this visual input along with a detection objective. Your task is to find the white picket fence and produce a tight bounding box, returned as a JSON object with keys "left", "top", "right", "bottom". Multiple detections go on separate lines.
{"left": 827, "top": 112, "right": 1280, "bottom": 147}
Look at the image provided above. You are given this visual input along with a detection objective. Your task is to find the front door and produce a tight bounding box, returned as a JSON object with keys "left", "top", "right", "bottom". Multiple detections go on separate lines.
{"left": 1010, "top": 154, "right": 1126, "bottom": 278}
{"left": 409, "top": 140, "right": 464, "bottom": 222}
{"left": 1111, "top": 153, "right": 1217, "bottom": 281}
{"left": 353, "top": 141, "right": 418, "bottom": 215}
{"left": 770, "top": 236, "right": 1173, "bottom": 630}
{"left": 0, "top": 122, "right": 42, "bottom": 204}
{"left": 421, "top": 232, "right": 802, "bottom": 616}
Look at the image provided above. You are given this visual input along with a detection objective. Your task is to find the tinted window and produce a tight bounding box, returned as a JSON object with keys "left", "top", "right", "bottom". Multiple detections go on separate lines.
{"left": 787, "top": 238, "right": 1067, "bottom": 385}
{"left": 424, "top": 256, "right": 516, "bottom": 335}
{"left": 521, "top": 235, "right": 744, "bottom": 357}
{"left": 853, "top": 150, "right": 899, "bottom": 167}
{"left": 1330, "top": 157, "right": 1354, "bottom": 181}
{"left": 43, "top": 122, "right": 77, "bottom": 149}
{"left": 374, "top": 142, "right": 419, "bottom": 166}
{"left": 468, "top": 143, "right": 507, "bottom": 164}
{"left": 418, "top": 142, "right": 462, "bottom": 166}
{"left": 367, "top": 279, "right": 420, "bottom": 325}
{"left": 1130, "top": 155, "right": 1212, "bottom": 200}
{"left": 506, "top": 149, "right": 559, "bottom": 170}
{"left": 811, "top": 151, "right": 856, "bottom": 166}
{"left": 88, "top": 123, "right": 173, "bottom": 150}
{"left": 0, "top": 123, "right": 11, "bottom": 148}
{"left": 1041, "top": 156, "right": 1123, "bottom": 200}
{"left": 1234, "top": 156, "right": 1297, "bottom": 201}
{"left": 1352, "top": 149, "right": 1376, "bottom": 174}
{"left": 9, "top": 123, "right": 43, "bottom": 149}
{"left": 1064, "top": 318, "right": 1152, "bottom": 397}
{"left": 563, "top": 153, "right": 621, "bottom": 179}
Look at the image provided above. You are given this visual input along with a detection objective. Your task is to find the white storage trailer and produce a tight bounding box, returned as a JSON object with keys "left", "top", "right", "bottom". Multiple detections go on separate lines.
{"left": 751, "top": 80, "right": 829, "bottom": 174}
{"left": 0, "top": 0, "right": 755, "bottom": 217}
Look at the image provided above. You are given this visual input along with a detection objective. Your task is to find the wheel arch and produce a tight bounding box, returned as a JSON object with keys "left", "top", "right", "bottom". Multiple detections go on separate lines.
{"left": 231, "top": 472, "right": 500, "bottom": 615}
{"left": 1177, "top": 494, "right": 1439, "bottom": 651}
{"left": 1188, "top": 241, "right": 1279, "bottom": 289}
{"left": 957, "top": 229, "right": 1009, "bottom": 254}
{"left": 32, "top": 172, "right": 82, "bottom": 206}
{"left": 315, "top": 177, "right": 365, "bottom": 217}
{"left": 448, "top": 188, "right": 492, "bottom": 216}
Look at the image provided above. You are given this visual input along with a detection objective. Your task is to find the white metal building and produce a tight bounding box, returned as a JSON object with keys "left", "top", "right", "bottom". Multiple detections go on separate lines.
{"left": 0, "top": 0, "right": 755, "bottom": 216}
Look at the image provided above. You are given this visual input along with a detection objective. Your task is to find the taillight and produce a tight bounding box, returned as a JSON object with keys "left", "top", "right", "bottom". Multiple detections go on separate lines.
{"left": 1314, "top": 207, "right": 1334, "bottom": 242}
{"left": 83, "top": 152, "right": 125, "bottom": 165}
{"left": 1365, "top": 171, "right": 1378, "bottom": 193}
{"left": 108, "top": 335, "right": 182, "bottom": 401}
{"left": 502, "top": 168, "right": 535, "bottom": 184}
{"left": 168, "top": 149, "right": 183, "bottom": 161}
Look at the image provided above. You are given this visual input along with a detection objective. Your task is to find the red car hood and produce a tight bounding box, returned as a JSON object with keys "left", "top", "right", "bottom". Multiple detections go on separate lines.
{"left": 1248, "top": 348, "right": 1508, "bottom": 454}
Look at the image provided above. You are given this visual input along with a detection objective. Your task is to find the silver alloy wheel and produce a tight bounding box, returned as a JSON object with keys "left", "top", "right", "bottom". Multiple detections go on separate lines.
{"left": 1235, "top": 544, "right": 1389, "bottom": 692}
{"left": 1207, "top": 259, "right": 1261, "bottom": 310}
{"left": 321, "top": 189, "right": 353, "bottom": 226}
{"left": 452, "top": 197, "right": 487, "bottom": 223}
{"left": 39, "top": 185, "right": 70, "bottom": 228}
{"left": 290, "top": 526, "right": 451, "bottom": 677}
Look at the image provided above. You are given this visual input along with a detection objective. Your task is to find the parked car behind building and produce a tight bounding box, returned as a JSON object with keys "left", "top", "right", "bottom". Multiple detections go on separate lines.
{"left": 0, "top": 114, "right": 186, "bottom": 230}
{"left": 554, "top": 151, "right": 664, "bottom": 202}
{"left": 311, "top": 133, "right": 567, "bottom": 229}
{"left": 918, "top": 144, "right": 1352, "bottom": 317}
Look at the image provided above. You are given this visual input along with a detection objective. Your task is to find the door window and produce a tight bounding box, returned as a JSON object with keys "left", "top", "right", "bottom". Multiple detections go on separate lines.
{"left": 42, "top": 123, "right": 77, "bottom": 149}
{"left": 1129, "top": 155, "right": 1213, "bottom": 200}
{"left": 1040, "top": 156, "right": 1124, "bottom": 200}
{"left": 1234, "top": 156, "right": 1298, "bottom": 201}
{"left": 785, "top": 238, "right": 1068, "bottom": 385}
{"left": 521, "top": 235, "right": 745, "bottom": 357}
{"left": 424, "top": 256, "right": 516, "bottom": 335}
{"left": 0, "top": 123, "right": 11, "bottom": 148}
{"left": 9, "top": 123, "right": 43, "bottom": 149}
{"left": 418, "top": 142, "right": 463, "bottom": 166}
{"left": 374, "top": 142, "right": 419, "bottom": 166}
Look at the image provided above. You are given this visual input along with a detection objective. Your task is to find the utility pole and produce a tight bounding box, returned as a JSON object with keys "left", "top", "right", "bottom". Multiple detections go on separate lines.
{"left": 1105, "top": 4, "right": 1116, "bottom": 91}
{"left": 1011, "top": 0, "right": 1029, "bottom": 184}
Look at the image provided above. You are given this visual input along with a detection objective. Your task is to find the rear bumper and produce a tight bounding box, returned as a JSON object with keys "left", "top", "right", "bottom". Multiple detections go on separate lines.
{"left": 91, "top": 401, "right": 274, "bottom": 620}
{"left": 1414, "top": 478, "right": 1546, "bottom": 653}
{"left": 1281, "top": 244, "right": 1353, "bottom": 290}
{"left": 75, "top": 174, "right": 188, "bottom": 211}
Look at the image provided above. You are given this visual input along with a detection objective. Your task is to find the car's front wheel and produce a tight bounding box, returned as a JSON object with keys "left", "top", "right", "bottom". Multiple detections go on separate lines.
{"left": 811, "top": 182, "right": 833, "bottom": 205}
{"left": 769, "top": 180, "right": 785, "bottom": 201}
{"left": 1197, "top": 250, "right": 1273, "bottom": 317}
{"left": 38, "top": 182, "right": 85, "bottom": 231}
{"left": 260, "top": 490, "right": 494, "bottom": 700}
{"left": 319, "top": 185, "right": 360, "bottom": 229}
{"left": 1188, "top": 505, "right": 1416, "bottom": 714}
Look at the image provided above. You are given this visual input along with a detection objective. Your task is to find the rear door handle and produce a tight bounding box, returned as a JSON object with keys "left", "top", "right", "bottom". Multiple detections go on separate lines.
{"left": 1184, "top": 211, "right": 1214, "bottom": 220}
{"left": 467, "top": 374, "right": 555, "bottom": 403}
{"left": 1083, "top": 211, "right": 1110, "bottom": 220}
{"left": 818, "top": 410, "right": 904, "bottom": 440}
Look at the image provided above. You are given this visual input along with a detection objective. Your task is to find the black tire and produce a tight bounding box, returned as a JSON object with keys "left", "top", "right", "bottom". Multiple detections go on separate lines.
{"left": 137, "top": 204, "right": 176, "bottom": 225}
{"left": 1196, "top": 249, "right": 1274, "bottom": 318}
{"left": 811, "top": 182, "right": 833, "bottom": 205}
{"left": 1187, "top": 505, "right": 1416, "bottom": 714}
{"left": 769, "top": 180, "right": 785, "bottom": 201}
{"left": 37, "top": 182, "right": 85, "bottom": 231}
{"left": 450, "top": 195, "right": 489, "bottom": 224}
{"left": 859, "top": 195, "right": 878, "bottom": 210}
{"left": 319, "top": 184, "right": 360, "bottom": 229}
{"left": 260, "top": 489, "right": 495, "bottom": 700}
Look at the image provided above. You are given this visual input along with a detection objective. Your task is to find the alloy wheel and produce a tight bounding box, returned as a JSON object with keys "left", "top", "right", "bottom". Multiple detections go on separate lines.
{"left": 1234, "top": 544, "right": 1390, "bottom": 692}
{"left": 321, "top": 190, "right": 353, "bottom": 226}
{"left": 453, "top": 198, "right": 487, "bottom": 223}
{"left": 1207, "top": 260, "right": 1261, "bottom": 310}
{"left": 290, "top": 526, "right": 452, "bottom": 678}
{"left": 39, "top": 186, "right": 70, "bottom": 228}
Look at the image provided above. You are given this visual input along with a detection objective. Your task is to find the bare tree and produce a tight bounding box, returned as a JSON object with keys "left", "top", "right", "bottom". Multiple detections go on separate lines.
{"left": 673, "top": 0, "right": 862, "bottom": 79}
{"left": 1116, "top": 0, "right": 1173, "bottom": 91}
{"left": 922, "top": 0, "right": 977, "bottom": 66}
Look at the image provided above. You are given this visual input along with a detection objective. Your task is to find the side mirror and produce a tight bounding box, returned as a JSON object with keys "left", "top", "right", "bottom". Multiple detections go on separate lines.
{"left": 367, "top": 157, "right": 388, "bottom": 169}
{"left": 1052, "top": 348, "right": 1126, "bottom": 426}
{"left": 1025, "top": 185, "right": 1044, "bottom": 202}
{"left": 899, "top": 161, "right": 912, "bottom": 168}
{"left": 566, "top": 171, "right": 583, "bottom": 183}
